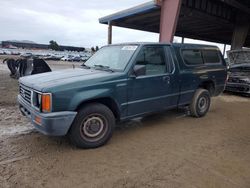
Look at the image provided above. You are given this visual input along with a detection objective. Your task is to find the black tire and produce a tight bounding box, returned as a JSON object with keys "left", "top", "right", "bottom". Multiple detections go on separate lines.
{"left": 69, "top": 103, "right": 115, "bottom": 148}
{"left": 189, "top": 89, "right": 211, "bottom": 118}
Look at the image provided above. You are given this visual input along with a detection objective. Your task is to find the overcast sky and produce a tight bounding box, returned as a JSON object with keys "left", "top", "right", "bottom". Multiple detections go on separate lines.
{"left": 0, "top": 0, "right": 229, "bottom": 52}
{"left": 0, "top": 0, "right": 161, "bottom": 47}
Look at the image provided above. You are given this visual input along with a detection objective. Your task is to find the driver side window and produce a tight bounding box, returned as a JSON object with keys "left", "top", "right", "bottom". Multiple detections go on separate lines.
{"left": 135, "top": 46, "right": 166, "bottom": 76}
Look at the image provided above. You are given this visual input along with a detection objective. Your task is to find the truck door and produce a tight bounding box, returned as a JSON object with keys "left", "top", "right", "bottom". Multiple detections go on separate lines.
{"left": 127, "top": 45, "right": 179, "bottom": 117}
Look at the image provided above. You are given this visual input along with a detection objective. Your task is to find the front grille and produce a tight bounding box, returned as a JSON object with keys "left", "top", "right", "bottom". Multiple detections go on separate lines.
{"left": 19, "top": 85, "right": 32, "bottom": 104}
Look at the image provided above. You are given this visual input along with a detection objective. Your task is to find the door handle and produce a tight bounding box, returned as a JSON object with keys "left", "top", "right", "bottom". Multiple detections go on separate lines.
{"left": 162, "top": 76, "right": 170, "bottom": 83}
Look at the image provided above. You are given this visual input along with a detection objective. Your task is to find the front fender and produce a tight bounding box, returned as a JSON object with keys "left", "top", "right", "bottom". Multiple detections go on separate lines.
{"left": 68, "top": 88, "right": 113, "bottom": 111}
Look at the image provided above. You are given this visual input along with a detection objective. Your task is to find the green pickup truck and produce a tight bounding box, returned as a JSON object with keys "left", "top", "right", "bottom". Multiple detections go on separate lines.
{"left": 18, "top": 43, "right": 227, "bottom": 148}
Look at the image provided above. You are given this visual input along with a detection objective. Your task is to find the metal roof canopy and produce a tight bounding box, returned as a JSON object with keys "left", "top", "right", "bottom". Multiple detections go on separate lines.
{"left": 99, "top": 0, "right": 250, "bottom": 47}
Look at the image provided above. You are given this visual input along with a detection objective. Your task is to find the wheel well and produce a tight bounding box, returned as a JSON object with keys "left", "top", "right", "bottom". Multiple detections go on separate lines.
{"left": 76, "top": 97, "right": 120, "bottom": 120}
{"left": 198, "top": 81, "right": 215, "bottom": 96}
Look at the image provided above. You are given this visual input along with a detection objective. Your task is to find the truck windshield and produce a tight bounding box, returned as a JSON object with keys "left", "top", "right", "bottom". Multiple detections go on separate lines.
{"left": 85, "top": 45, "right": 138, "bottom": 71}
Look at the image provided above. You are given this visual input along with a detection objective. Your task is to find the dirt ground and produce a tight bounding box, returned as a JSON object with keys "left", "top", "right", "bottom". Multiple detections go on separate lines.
{"left": 0, "top": 56, "right": 250, "bottom": 188}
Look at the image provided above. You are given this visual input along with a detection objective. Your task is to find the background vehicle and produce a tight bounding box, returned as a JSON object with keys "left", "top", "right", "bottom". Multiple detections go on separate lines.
{"left": 225, "top": 50, "right": 250, "bottom": 95}
{"left": 61, "top": 55, "right": 72, "bottom": 61}
{"left": 20, "top": 52, "right": 32, "bottom": 58}
{"left": 43, "top": 54, "right": 63, "bottom": 61}
{"left": 4, "top": 50, "right": 12, "bottom": 55}
{"left": 18, "top": 43, "right": 227, "bottom": 148}
{"left": 71, "top": 56, "right": 81, "bottom": 62}
{"left": 80, "top": 55, "right": 89, "bottom": 62}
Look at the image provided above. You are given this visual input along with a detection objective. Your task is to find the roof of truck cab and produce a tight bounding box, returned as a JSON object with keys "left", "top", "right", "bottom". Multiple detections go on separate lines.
{"left": 172, "top": 43, "right": 219, "bottom": 50}
{"left": 106, "top": 42, "right": 219, "bottom": 49}
{"left": 106, "top": 42, "right": 170, "bottom": 46}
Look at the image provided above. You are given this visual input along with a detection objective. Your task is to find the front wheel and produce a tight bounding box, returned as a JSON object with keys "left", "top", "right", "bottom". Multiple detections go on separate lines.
{"left": 189, "top": 89, "right": 211, "bottom": 118}
{"left": 69, "top": 103, "right": 115, "bottom": 148}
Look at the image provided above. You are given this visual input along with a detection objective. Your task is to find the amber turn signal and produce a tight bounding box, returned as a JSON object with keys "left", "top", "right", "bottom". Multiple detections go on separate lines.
{"left": 42, "top": 94, "right": 51, "bottom": 112}
{"left": 34, "top": 116, "right": 42, "bottom": 125}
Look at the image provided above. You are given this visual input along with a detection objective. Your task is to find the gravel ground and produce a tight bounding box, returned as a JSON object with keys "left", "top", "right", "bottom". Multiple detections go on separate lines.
{"left": 0, "top": 56, "right": 250, "bottom": 188}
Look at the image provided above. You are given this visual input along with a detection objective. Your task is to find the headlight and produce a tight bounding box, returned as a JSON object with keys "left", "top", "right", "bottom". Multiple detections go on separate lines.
{"left": 32, "top": 91, "right": 52, "bottom": 112}
{"left": 32, "top": 91, "right": 42, "bottom": 109}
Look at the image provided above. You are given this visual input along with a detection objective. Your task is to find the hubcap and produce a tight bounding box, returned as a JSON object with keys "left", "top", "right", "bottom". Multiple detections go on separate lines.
{"left": 198, "top": 96, "right": 208, "bottom": 113}
{"left": 80, "top": 114, "right": 107, "bottom": 142}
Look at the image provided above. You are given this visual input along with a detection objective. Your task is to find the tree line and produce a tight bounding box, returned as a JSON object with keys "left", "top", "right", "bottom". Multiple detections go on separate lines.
{"left": 49, "top": 40, "right": 99, "bottom": 52}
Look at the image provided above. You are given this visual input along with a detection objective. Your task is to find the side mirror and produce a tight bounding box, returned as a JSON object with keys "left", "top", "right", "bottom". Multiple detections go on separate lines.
{"left": 133, "top": 65, "right": 146, "bottom": 77}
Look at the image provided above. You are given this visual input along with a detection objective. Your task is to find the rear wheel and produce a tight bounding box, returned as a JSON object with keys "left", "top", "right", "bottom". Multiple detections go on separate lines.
{"left": 189, "top": 89, "right": 211, "bottom": 117}
{"left": 69, "top": 103, "right": 115, "bottom": 148}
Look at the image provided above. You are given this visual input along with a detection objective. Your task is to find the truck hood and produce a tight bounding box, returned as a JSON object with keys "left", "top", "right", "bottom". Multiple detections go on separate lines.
{"left": 227, "top": 50, "right": 250, "bottom": 65}
{"left": 19, "top": 68, "right": 116, "bottom": 91}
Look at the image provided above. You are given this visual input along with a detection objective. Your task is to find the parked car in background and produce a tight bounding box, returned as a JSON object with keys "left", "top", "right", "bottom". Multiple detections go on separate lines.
{"left": 61, "top": 55, "right": 73, "bottom": 61}
{"left": 80, "top": 55, "right": 90, "bottom": 62}
{"left": 225, "top": 50, "right": 250, "bottom": 95}
{"left": 18, "top": 43, "right": 227, "bottom": 148}
{"left": 71, "top": 56, "right": 81, "bottom": 62}
{"left": 43, "top": 54, "right": 63, "bottom": 61}
{"left": 20, "top": 52, "right": 32, "bottom": 58}
{"left": 3, "top": 50, "right": 12, "bottom": 55}
{"left": 11, "top": 51, "right": 20, "bottom": 55}
{"left": 61, "top": 55, "right": 88, "bottom": 62}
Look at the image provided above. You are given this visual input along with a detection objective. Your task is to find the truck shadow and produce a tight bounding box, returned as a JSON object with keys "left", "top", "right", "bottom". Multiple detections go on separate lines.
{"left": 116, "top": 108, "right": 188, "bottom": 132}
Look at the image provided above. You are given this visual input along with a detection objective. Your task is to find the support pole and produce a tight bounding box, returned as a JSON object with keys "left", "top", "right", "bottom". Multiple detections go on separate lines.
{"left": 231, "top": 13, "right": 249, "bottom": 50}
{"left": 181, "top": 37, "right": 184, "bottom": 44}
{"left": 159, "top": 0, "right": 182, "bottom": 43}
{"left": 223, "top": 44, "right": 226, "bottom": 57}
{"left": 108, "top": 21, "right": 112, "bottom": 45}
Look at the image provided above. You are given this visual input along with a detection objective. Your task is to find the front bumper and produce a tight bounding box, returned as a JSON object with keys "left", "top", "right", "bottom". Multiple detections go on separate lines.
{"left": 225, "top": 82, "right": 250, "bottom": 94}
{"left": 18, "top": 95, "right": 77, "bottom": 136}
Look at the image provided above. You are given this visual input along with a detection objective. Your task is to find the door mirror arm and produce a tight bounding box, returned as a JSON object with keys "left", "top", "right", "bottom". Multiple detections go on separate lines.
{"left": 129, "top": 74, "right": 136, "bottom": 79}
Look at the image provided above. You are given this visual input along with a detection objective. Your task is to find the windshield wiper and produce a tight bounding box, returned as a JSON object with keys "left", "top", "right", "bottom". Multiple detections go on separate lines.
{"left": 93, "top": 64, "right": 114, "bottom": 72}
{"left": 81, "top": 64, "right": 91, "bottom": 69}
